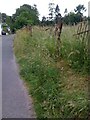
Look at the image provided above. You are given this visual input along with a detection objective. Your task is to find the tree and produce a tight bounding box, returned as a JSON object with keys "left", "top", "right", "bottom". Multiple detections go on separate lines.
{"left": 48, "top": 3, "right": 55, "bottom": 21}
{"left": 11, "top": 4, "right": 39, "bottom": 29}
{"left": 2, "top": 13, "right": 7, "bottom": 23}
{"left": 74, "top": 4, "right": 86, "bottom": 22}
{"left": 55, "top": 4, "right": 62, "bottom": 24}
{"left": 41, "top": 16, "right": 47, "bottom": 26}
{"left": 74, "top": 5, "right": 86, "bottom": 22}
{"left": 63, "top": 4, "right": 87, "bottom": 25}
{"left": 0, "top": 13, "right": 1, "bottom": 23}
{"left": 74, "top": 4, "right": 86, "bottom": 15}
{"left": 1, "top": 4, "right": 39, "bottom": 33}
{"left": 64, "top": 8, "right": 68, "bottom": 15}
{"left": 55, "top": 5, "right": 60, "bottom": 16}
{"left": 15, "top": 11, "right": 29, "bottom": 29}
{"left": 13, "top": 4, "right": 39, "bottom": 25}
{"left": 63, "top": 12, "right": 82, "bottom": 25}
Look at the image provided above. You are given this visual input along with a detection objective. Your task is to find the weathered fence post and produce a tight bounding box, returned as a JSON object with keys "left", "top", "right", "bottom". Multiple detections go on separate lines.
{"left": 88, "top": 2, "right": 90, "bottom": 62}
{"left": 54, "top": 14, "right": 63, "bottom": 58}
{"left": 88, "top": 1, "right": 90, "bottom": 119}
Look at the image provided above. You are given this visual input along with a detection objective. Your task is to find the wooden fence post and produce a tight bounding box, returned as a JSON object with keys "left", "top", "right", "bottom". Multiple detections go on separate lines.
{"left": 88, "top": 1, "right": 90, "bottom": 119}
{"left": 54, "top": 15, "right": 63, "bottom": 58}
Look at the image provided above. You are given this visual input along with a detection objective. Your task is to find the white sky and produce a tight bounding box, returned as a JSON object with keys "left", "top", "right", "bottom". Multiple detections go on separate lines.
{"left": 0, "top": 0, "right": 89, "bottom": 20}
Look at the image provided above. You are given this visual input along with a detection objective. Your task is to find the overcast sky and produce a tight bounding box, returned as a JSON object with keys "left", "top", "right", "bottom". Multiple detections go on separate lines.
{"left": 0, "top": 0, "right": 89, "bottom": 20}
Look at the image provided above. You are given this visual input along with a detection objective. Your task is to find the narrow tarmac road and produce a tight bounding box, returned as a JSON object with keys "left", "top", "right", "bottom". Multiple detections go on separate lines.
{"left": 2, "top": 35, "right": 36, "bottom": 118}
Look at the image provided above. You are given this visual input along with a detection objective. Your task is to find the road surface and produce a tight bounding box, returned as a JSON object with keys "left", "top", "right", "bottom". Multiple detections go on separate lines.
{"left": 2, "top": 35, "right": 36, "bottom": 118}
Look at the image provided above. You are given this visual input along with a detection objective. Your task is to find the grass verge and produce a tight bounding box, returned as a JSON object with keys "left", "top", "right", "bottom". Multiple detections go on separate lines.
{"left": 14, "top": 26, "right": 89, "bottom": 118}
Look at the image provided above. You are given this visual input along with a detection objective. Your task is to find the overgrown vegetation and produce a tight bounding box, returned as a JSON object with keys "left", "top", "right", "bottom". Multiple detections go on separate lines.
{"left": 61, "top": 26, "right": 89, "bottom": 74}
{"left": 14, "top": 26, "right": 89, "bottom": 118}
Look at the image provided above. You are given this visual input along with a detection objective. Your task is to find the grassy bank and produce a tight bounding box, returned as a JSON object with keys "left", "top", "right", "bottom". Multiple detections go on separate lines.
{"left": 14, "top": 26, "right": 89, "bottom": 118}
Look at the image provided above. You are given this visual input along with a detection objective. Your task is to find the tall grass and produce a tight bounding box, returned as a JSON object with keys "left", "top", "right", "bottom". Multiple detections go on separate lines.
{"left": 14, "top": 26, "right": 89, "bottom": 118}
{"left": 60, "top": 26, "right": 89, "bottom": 74}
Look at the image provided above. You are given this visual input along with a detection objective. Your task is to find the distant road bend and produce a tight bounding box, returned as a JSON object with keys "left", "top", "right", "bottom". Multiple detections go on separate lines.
{"left": 2, "top": 35, "right": 36, "bottom": 118}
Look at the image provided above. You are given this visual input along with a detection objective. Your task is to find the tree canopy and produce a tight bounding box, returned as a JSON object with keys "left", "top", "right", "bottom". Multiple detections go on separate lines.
{"left": 1, "top": 3, "right": 87, "bottom": 31}
{"left": 1, "top": 4, "right": 39, "bottom": 32}
{"left": 41, "top": 3, "right": 87, "bottom": 26}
